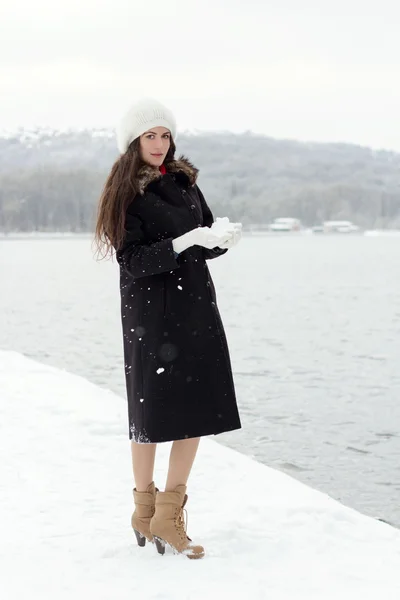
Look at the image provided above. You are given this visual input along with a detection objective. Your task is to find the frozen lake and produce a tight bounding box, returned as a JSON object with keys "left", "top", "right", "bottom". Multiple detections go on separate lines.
{"left": 1, "top": 233, "right": 399, "bottom": 525}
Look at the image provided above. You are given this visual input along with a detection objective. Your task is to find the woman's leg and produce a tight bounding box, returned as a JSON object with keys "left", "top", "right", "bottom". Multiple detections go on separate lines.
{"left": 165, "top": 437, "right": 201, "bottom": 491}
{"left": 151, "top": 437, "right": 204, "bottom": 558}
{"left": 131, "top": 441, "right": 157, "bottom": 491}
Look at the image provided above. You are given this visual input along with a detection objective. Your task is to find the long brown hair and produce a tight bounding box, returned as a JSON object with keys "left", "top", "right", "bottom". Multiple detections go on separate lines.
{"left": 93, "top": 137, "right": 176, "bottom": 260}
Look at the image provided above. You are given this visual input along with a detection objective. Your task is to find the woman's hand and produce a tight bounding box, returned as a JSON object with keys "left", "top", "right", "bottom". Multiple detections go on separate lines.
{"left": 191, "top": 226, "right": 233, "bottom": 249}
{"left": 172, "top": 226, "right": 232, "bottom": 254}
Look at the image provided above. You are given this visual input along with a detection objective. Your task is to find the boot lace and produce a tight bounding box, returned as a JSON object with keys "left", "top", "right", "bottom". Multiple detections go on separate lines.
{"left": 175, "top": 506, "right": 192, "bottom": 542}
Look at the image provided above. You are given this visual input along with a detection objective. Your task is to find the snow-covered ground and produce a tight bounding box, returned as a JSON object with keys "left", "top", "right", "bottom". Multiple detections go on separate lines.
{"left": 1, "top": 350, "right": 399, "bottom": 600}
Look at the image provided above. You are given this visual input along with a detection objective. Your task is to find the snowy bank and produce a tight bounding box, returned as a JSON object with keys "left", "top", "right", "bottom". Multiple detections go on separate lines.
{"left": 1, "top": 350, "right": 399, "bottom": 600}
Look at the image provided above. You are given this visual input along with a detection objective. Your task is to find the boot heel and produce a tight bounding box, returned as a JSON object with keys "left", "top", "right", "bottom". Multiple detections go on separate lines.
{"left": 133, "top": 528, "right": 146, "bottom": 547}
{"left": 153, "top": 536, "right": 166, "bottom": 555}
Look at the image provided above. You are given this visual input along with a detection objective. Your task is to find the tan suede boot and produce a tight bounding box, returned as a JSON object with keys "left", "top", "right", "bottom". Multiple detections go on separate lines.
{"left": 149, "top": 484, "right": 205, "bottom": 559}
{"left": 131, "top": 481, "right": 157, "bottom": 547}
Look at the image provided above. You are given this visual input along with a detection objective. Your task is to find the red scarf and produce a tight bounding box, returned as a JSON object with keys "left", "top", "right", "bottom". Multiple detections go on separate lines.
{"left": 159, "top": 164, "right": 167, "bottom": 175}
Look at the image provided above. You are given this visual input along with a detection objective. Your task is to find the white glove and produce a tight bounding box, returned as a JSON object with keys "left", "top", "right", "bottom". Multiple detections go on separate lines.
{"left": 218, "top": 226, "right": 242, "bottom": 249}
{"left": 172, "top": 226, "right": 232, "bottom": 254}
{"left": 212, "top": 217, "right": 242, "bottom": 250}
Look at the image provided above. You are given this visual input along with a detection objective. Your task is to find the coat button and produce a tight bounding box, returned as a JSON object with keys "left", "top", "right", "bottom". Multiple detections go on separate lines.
{"left": 190, "top": 204, "right": 195, "bottom": 210}
{"left": 182, "top": 189, "right": 186, "bottom": 195}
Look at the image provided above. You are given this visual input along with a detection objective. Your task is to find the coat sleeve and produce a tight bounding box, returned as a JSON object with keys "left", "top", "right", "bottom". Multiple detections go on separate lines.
{"left": 195, "top": 185, "right": 228, "bottom": 260}
{"left": 116, "top": 209, "right": 180, "bottom": 279}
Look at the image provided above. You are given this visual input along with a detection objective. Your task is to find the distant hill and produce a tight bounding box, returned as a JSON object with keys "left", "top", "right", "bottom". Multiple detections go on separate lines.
{"left": 0, "top": 128, "right": 399, "bottom": 232}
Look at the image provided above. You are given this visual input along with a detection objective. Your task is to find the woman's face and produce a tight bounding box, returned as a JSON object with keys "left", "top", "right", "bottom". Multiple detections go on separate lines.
{"left": 139, "top": 126, "right": 171, "bottom": 167}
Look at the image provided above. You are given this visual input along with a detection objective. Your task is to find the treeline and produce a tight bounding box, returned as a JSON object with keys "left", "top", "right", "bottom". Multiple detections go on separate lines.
{"left": 0, "top": 168, "right": 102, "bottom": 232}
{"left": 1, "top": 131, "right": 400, "bottom": 231}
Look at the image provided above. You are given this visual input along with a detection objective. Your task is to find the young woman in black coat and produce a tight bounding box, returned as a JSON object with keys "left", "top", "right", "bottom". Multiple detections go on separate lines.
{"left": 94, "top": 98, "right": 242, "bottom": 559}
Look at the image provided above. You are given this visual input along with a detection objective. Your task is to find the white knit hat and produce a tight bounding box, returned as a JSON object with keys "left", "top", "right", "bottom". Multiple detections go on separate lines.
{"left": 116, "top": 98, "right": 177, "bottom": 154}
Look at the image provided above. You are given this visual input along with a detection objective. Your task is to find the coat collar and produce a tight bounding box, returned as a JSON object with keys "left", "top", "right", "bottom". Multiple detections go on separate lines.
{"left": 136, "top": 156, "right": 199, "bottom": 195}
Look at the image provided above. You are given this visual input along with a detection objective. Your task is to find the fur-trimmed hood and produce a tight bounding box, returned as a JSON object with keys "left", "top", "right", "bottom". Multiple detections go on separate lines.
{"left": 136, "top": 156, "right": 199, "bottom": 195}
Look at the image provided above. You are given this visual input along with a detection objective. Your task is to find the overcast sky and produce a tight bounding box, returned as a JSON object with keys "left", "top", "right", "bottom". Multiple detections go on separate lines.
{"left": 1, "top": 0, "right": 399, "bottom": 150}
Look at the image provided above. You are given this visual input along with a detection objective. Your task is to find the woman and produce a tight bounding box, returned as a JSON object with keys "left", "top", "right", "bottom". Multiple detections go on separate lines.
{"left": 94, "top": 98, "right": 242, "bottom": 559}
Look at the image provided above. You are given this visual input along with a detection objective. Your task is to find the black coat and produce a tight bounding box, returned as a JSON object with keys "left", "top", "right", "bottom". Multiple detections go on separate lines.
{"left": 116, "top": 157, "right": 241, "bottom": 443}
